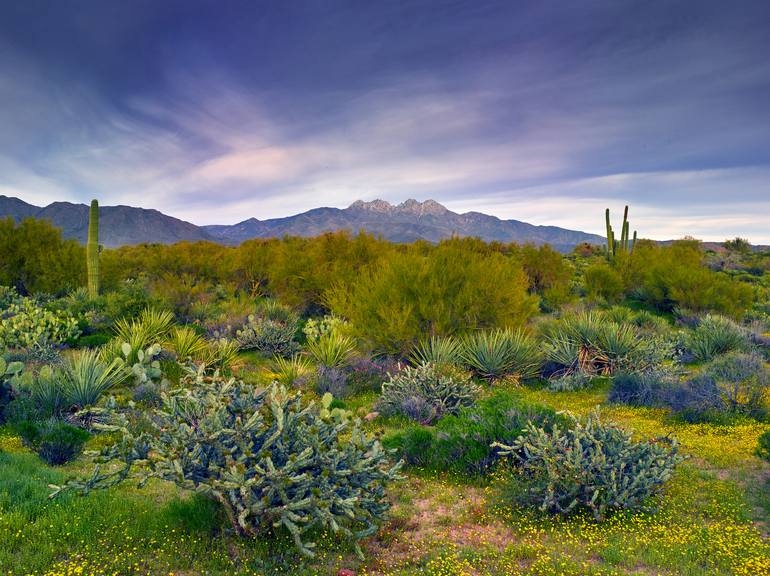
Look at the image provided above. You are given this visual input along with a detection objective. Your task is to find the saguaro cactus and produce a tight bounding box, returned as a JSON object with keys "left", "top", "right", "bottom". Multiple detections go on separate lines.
{"left": 87, "top": 199, "right": 100, "bottom": 298}
{"left": 605, "top": 205, "right": 637, "bottom": 260}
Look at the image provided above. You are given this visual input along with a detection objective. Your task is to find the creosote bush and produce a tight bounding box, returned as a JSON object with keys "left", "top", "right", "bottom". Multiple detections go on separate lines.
{"left": 495, "top": 410, "right": 685, "bottom": 520}
{"left": 377, "top": 362, "right": 479, "bottom": 425}
{"left": 52, "top": 369, "right": 402, "bottom": 559}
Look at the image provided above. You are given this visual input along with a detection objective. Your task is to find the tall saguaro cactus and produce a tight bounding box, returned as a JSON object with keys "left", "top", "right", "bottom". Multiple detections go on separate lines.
{"left": 605, "top": 205, "right": 637, "bottom": 260}
{"left": 87, "top": 199, "right": 100, "bottom": 298}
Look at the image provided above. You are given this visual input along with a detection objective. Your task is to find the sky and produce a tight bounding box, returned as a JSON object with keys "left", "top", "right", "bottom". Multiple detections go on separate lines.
{"left": 1, "top": 0, "right": 769, "bottom": 241}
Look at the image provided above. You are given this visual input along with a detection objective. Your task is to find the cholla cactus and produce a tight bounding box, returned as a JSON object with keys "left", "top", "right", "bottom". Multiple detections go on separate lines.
{"left": 51, "top": 368, "right": 402, "bottom": 558}
{"left": 494, "top": 409, "right": 684, "bottom": 520}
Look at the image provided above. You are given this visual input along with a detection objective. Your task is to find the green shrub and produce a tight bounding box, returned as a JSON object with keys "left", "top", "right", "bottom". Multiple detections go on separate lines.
{"left": 203, "top": 338, "right": 240, "bottom": 371}
{"left": 684, "top": 315, "right": 750, "bottom": 362}
{"left": 377, "top": 363, "right": 479, "bottom": 424}
{"left": 703, "top": 352, "right": 768, "bottom": 419}
{"left": 236, "top": 314, "right": 299, "bottom": 358}
{"left": 583, "top": 263, "right": 624, "bottom": 303}
{"left": 302, "top": 314, "right": 350, "bottom": 342}
{"left": 0, "top": 298, "right": 80, "bottom": 349}
{"left": 0, "top": 358, "right": 24, "bottom": 423}
{"left": 461, "top": 329, "right": 542, "bottom": 381}
{"left": 608, "top": 370, "right": 674, "bottom": 407}
{"left": 495, "top": 410, "right": 684, "bottom": 519}
{"left": 756, "top": 431, "right": 770, "bottom": 463}
{"left": 548, "top": 371, "right": 593, "bottom": 392}
{"left": 107, "top": 308, "right": 175, "bottom": 364}
{"left": 16, "top": 419, "right": 90, "bottom": 465}
{"left": 384, "top": 390, "right": 561, "bottom": 475}
{"left": 325, "top": 240, "right": 538, "bottom": 354}
{"left": 52, "top": 374, "right": 402, "bottom": 559}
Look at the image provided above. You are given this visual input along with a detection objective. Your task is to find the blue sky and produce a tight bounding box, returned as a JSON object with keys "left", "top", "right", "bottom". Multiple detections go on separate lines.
{"left": 1, "top": 0, "right": 769, "bottom": 241}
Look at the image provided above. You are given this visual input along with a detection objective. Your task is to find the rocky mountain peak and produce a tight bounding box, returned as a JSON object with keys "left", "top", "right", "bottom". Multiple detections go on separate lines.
{"left": 348, "top": 199, "right": 394, "bottom": 213}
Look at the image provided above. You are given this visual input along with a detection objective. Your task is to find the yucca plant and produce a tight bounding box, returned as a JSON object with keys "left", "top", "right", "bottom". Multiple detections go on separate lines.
{"left": 62, "top": 349, "right": 126, "bottom": 409}
{"left": 111, "top": 308, "right": 175, "bottom": 364}
{"left": 166, "top": 326, "right": 208, "bottom": 361}
{"left": 409, "top": 335, "right": 463, "bottom": 367}
{"left": 685, "top": 314, "right": 750, "bottom": 362}
{"left": 272, "top": 354, "right": 314, "bottom": 386}
{"left": 204, "top": 338, "right": 241, "bottom": 371}
{"left": 305, "top": 332, "right": 356, "bottom": 368}
{"left": 462, "top": 329, "right": 542, "bottom": 381}
{"left": 29, "top": 365, "right": 67, "bottom": 418}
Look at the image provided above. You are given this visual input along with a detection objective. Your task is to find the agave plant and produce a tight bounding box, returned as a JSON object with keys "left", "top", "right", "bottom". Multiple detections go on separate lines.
{"left": 62, "top": 349, "right": 126, "bottom": 409}
{"left": 305, "top": 332, "right": 356, "bottom": 368}
{"left": 409, "top": 335, "right": 463, "bottom": 366}
{"left": 166, "top": 326, "right": 208, "bottom": 361}
{"left": 462, "top": 329, "right": 542, "bottom": 381}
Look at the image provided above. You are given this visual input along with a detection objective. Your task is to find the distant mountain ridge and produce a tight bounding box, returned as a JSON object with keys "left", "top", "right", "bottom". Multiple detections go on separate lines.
{"left": 1, "top": 195, "right": 604, "bottom": 250}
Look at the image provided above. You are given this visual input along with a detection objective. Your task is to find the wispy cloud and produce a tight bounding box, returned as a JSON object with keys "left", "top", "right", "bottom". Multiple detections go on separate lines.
{"left": 1, "top": 1, "right": 769, "bottom": 242}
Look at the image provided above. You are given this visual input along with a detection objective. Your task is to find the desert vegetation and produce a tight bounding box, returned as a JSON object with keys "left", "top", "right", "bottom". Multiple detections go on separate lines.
{"left": 1, "top": 209, "right": 769, "bottom": 575}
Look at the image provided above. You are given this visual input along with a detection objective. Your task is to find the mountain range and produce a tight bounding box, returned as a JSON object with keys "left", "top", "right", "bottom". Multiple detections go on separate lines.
{"left": 0, "top": 195, "right": 604, "bottom": 251}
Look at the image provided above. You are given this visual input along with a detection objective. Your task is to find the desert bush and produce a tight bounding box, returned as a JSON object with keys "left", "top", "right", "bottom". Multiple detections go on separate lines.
{"left": 684, "top": 314, "right": 750, "bottom": 362}
{"left": 0, "top": 297, "right": 80, "bottom": 350}
{"left": 666, "top": 374, "right": 727, "bottom": 423}
{"left": 236, "top": 307, "right": 300, "bottom": 357}
{"left": 756, "top": 431, "right": 770, "bottom": 463}
{"left": 461, "top": 329, "right": 542, "bottom": 381}
{"left": 105, "top": 308, "right": 175, "bottom": 364}
{"left": 377, "top": 363, "right": 479, "bottom": 424}
{"left": 547, "top": 371, "right": 593, "bottom": 392}
{"left": 495, "top": 410, "right": 684, "bottom": 519}
{"left": 17, "top": 419, "right": 90, "bottom": 465}
{"left": 0, "top": 358, "right": 24, "bottom": 423}
{"left": 409, "top": 335, "right": 463, "bottom": 367}
{"left": 384, "top": 390, "right": 561, "bottom": 475}
{"left": 52, "top": 374, "right": 402, "bottom": 558}
{"left": 608, "top": 370, "right": 675, "bottom": 407}
{"left": 325, "top": 240, "right": 538, "bottom": 353}
{"left": 583, "top": 263, "right": 625, "bottom": 303}
{"left": 315, "top": 366, "right": 350, "bottom": 398}
{"left": 703, "top": 352, "right": 769, "bottom": 419}
{"left": 346, "top": 356, "right": 399, "bottom": 395}
{"left": 305, "top": 332, "right": 356, "bottom": 368}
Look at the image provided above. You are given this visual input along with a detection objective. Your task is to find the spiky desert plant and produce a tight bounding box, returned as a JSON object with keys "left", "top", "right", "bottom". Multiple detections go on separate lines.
{"left": 272, "top": 354, "right": 314, "bottom": 386}
{"left": 409, "top": 335, "right": 463, "bottom": 366}
{"left": 109, "top": 308, "right": 175, "bottom": 364}
{"left": 86, "top": 199, "right": 100, "bottom": 298}
{"left": 305, "top": 331, "right": 356, "bottom": 368}
{"left": 52, "top": 374, "right": 402, "bottom": 559}
{"left": 62, "top": 349, "right": 125, "bottom": 409}
{"left": 204, "top": 338, "right": 241, "bottom": 371}
{"left": 462, "top": 329, "right": 542, "bottom": 381}
{"left": 494, "top": 409, "right": 684, "bottom": 520}
{"left": 166, "top": 326, "right": 208, "bottom": 361}
{"left": 685, "top": 314, "right": 750, "bottom": 362}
